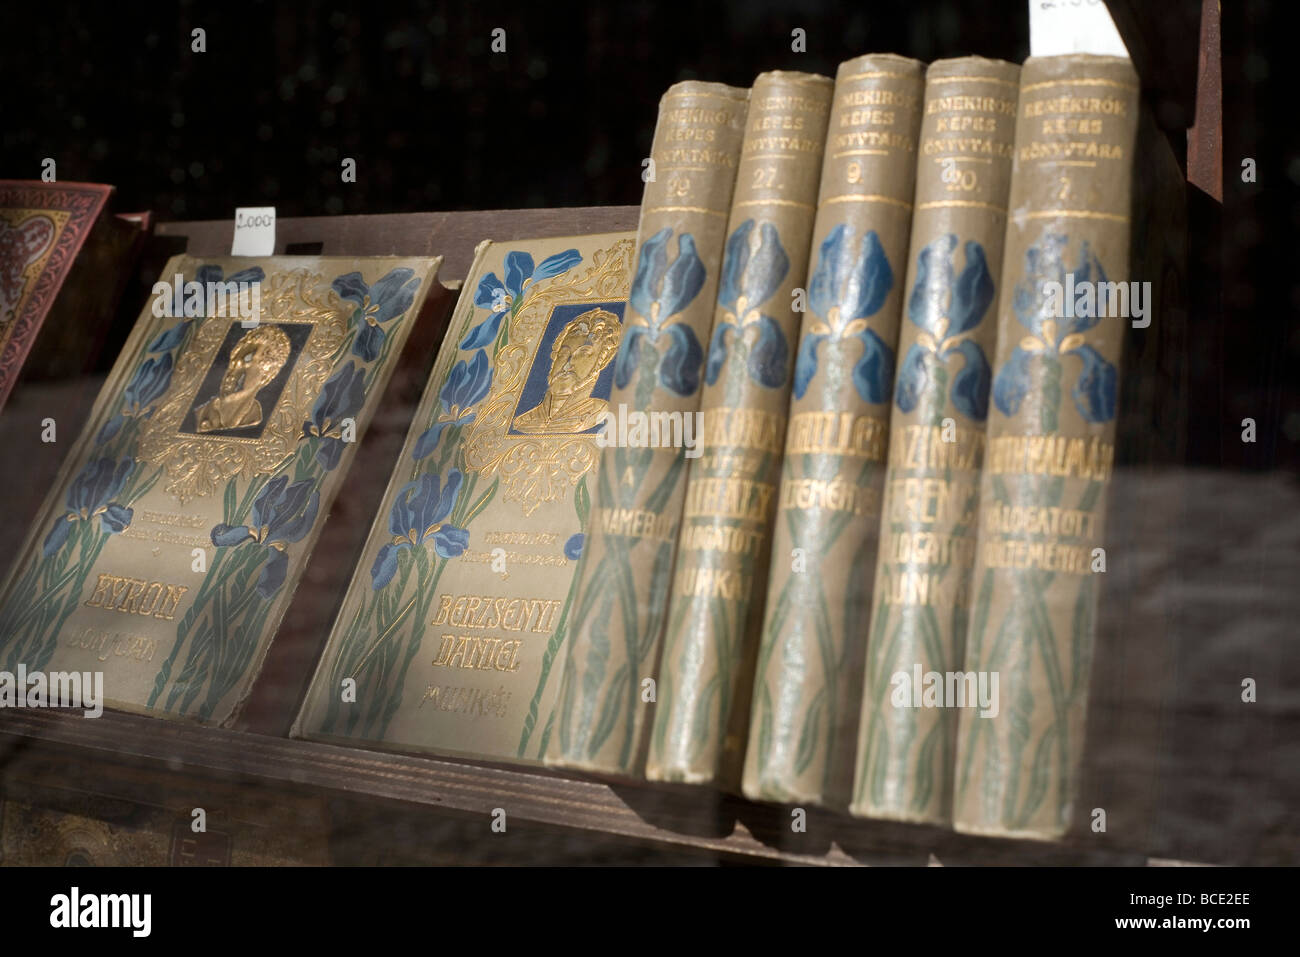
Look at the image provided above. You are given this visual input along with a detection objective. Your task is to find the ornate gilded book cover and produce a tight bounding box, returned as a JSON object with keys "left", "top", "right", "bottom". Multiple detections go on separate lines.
{"left": 743, "top": 54, "right": 925, "bottom": 808}
{"left": 0, "top": 180, "right": 113, "bottom": 409}
{"left": 647, "top": 70, "right": 833, "bottom": 787}
{"left": 543, "top": 82, "right": 749, "bottom": 775}
{"left": 0, "top": 254, "right": 440, "bottom": 724}
{"left": 952, "top": 55, "right": 1139, "bottom": 839}
{"left": 851, "top": 57, "right": 1020, "bottom": 824}
{"left": 295, "top": 232, "right": 635, "bottom": 763}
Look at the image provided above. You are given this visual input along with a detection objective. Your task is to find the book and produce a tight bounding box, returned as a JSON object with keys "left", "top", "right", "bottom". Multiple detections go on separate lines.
{"left": 646, "top": 70, "right": 834, "bottom": 787}
{"left": 294, "top": 232, "right": 636, "bottom": 763}
{"left": 0, "top": 253, "right": 440, "bottom": 724}
{"left": 951, "top": 54, "right": 1140, "bottom": 839}
{"left": 743, "top": 54, "right": 925, "bottom": 807}
{"left": 0, "top": 180, "right": 115, "bottom": 408}
{"left": 850, "top": 57, "right": 1020, "bottom": 824}
{"left": 542, "top": 82, "right": 749, "bottom": 774}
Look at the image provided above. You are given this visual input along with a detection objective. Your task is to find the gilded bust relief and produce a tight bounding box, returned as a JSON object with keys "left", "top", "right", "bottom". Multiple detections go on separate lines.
{"left": 511, "top": 307, "right": 620, "bottom": 435}
{"left": 193, "top": 325, "right": 293, "bottom": 433}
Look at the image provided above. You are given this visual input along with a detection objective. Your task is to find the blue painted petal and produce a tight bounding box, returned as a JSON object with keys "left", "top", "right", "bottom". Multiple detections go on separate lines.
{"left": 372, "top": 273, "right": 420, "bottom": 324}
{"left": 462, "top": 348, "right": 492, "bottom": 405}
{"left": 433, "top": 469, "right": 463, "bottom": 524}
{"left": 100, "top": 503, "right": 134, "bottom": 534}
{"left": 211, "top": 523, "right": 254, "bottom": 547}
{"left": 945, "top": 338, "right": 992, "bottom": 421}
{"left": 717, "top": 220, "right": 754, "bottom": 311}
{"left": 353, "top": 322, "right": 384, "bottom": 361}
{"left": 613, "top": 325, "right": 648, "bottom": 390}
{"left": 273, "top": 491, "right": 320, "bottom": 545}
{"left": 412, "top": 421, "right": 451, "bottom": 461}
{"left": 563, "top": 533, "right": 584, "bottom": 560}
{"left": 808, "top": 224, "right": 850, "bottom": 321}
{"left": 388, "top": 479, "right": 422, "bottom": 538}
{"left": 367, "top": 267, "right": 416, "bottom": 308}
{"left": 147, "top": 320, "right": 192, "bottom": 353}
{"left": 894, "top": 344, "right": 930, "bottom": 414}
{"left": 844, "top": 230, "right": 893, "bottom": 322}
{"left": 659, "top": 234, "right": 706, "bottom": 319}
{"left": 195, "top": 265, "right": 223, "bottom": 287}
{"left": 1063, "top": 242, "right": 1107, "bottom": 337}
{"left": 629, "top": 228, "right": 671, "bottom": 319}
{"left": 432, "top": 524, "right": 470, "bottom": 559}
{"left": 741, "top": 222, "right": 790, "bottom": 310}
{"left": 250, "top": 475, "right": 288, "bottom": 532}
{"left": 532, "top": 249, "right": 582, "bottom": 282}
{"left": 992, "top": 346, "right": 1037, "bottom": 418}
{"left": 747, "top": 314, "right": 789, "bottom": 389}
{"left": 256, "top": 549, "right": 289, "bottom": 599}
{"left": 371, "top": 543, "right": 403, "bottom": 589}
{"left": 947, "top": 241, "right": 994, "bottom": 335}
{"left": 851, "top": 328, "right": 895, "bottom": 405}
{"left": 459, "top": 310, "right": 505, "bottom": 351}
{"left": 1067, "top": 343, "right": 1118, "bottom": 423}
{"left": 658, "top": 322, "right": 704, "bottom": 397}
{"left": 474, "top": 272, "right": 507, "bottom": 309}
{"left": 107, "top": 459, "right": 134, "bottom": 502}
{"left": 908, "top": 234, "right": 957, "bottom": 334}
{"left": 316, "top": 437, "right": 345, "bottom": 472}
{"left": 331, "top": 271, "right": 369, "bottom": 306}
{"left": 1012, "top": 233, "right": 1068, "bottom": 336}
{"left": 96, "top": 415, "right": 125, "bottom": 446}
{"left": 504, "top": 251, "right": 535, "bottom": 295}
{"left": 226, "top": 267, "right": 265, "bottom": 286}
{"left": 42, "top": 518, "right": 74, "bottom": 557}
{"left": 705, "top": 322, "right": 732, "bottom": 386}
{"left": 793, "top": 332, "right": 827, "bottom": 400}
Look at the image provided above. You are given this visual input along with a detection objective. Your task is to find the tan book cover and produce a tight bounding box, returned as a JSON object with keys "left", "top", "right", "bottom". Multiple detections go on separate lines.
{"left": 647, "top": 70, "right": 834, "bottom": 787}
{"left": 295, "top": 232, "right": 635, "bottom": 763}
{"left": 544, "top": 82, "right": 749, "bottom": 774}
{"left": 851, "top": 57, "right": 1020, "bottom": 824}
{"left": 744, "top": 54, "right": 926, "bottom": 807}
{"left": 952, "top": 55, "right": 1140, "bottom": 839}
{"left": 0, "top": 254, "right": 439, "bottom": 724}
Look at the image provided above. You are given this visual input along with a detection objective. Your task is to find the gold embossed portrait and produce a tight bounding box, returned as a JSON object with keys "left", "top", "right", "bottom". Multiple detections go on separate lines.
{"left": 510, "top": 306, "right": 621, "bottom": 435}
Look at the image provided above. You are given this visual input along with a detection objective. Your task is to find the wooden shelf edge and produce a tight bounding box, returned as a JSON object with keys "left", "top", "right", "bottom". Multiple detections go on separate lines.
{"left": 0, "top": 708, "right": 1158, "bottom": 866}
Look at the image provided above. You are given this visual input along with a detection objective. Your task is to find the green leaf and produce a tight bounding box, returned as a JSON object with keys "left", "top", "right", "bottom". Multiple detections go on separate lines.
{"left": 794, "top": 688, "right": 825, "bottom": 776}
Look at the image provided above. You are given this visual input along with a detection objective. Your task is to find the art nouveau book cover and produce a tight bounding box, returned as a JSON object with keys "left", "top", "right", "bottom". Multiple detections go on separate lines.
{"left": 295, "top": 232, "right": 635, "bottom": 762}
{"left": 0, "top": 180, "right": 114, "bottom": 409}
{"left": 0, "top": 254, "right": 440, "bottom": 724}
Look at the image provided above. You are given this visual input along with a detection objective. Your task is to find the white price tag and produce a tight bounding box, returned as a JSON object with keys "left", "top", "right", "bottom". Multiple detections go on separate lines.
{"left": 1029, "top": 0, "right": 1130, "bottom": 58}
{"left": 231, "top": 206, "right": 276, "bottom": 256}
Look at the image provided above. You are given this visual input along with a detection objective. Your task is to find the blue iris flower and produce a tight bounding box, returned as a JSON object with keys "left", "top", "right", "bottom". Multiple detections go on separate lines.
{"left": 894, "top": 234, "right": 995, "bottom": 422}
{"left": 210, "top": 475, "right": 320, "bottom": 598}
{"left": 793, "top": 224, "right": 895, "bottom": 403}
{"left": 370, "top": 470, "right": 469, "bottom": 589}
{"left": 614, "top": 228, "right": 706, "bottom": 396}
{"left": 563, "top": 533, "right": 584, "bottom": 561}
{"left": 302, "top": 361, "right": 367, "bottom": 471}
{"left": 461, "top": 249, "right": 583, "bottom": 350}
{"left": 412, "top": 349, "right": 493, "bottom": 461}
{"left": 705, "top": 220, "right": 790, "bottom": 389}
{"left": 42, "top": 458, "right": 135, "bottom": 556}
{"left": 991, "top": 233, "right": 1118, "bottom": 425}
{"left": 332, "top": 267, "right": 422, "bottom": 361}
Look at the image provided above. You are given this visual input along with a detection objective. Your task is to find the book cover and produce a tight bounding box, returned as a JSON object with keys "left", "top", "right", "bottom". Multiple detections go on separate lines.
{"left": 0, "top": 254, "right": 440, "bottom": 724}
{"left": 744, "top": 53, "right": 925, "bottom": 807}
{"left": 295, "top": 232, "right": 636, "bottom": 763}
{"left": 647, "top": 70, "right": 834, "bottom": 787}
{"left": 952, "top": 54, "right": 1140, "bottom": 840}
{"left": 542, "top": 81, "right": 749, "bottom": 775}
{"left": 851, "top": 57, "right": 1020, "bottom": 824}
{"left": 0, "top": 180, "right": 113, "bottom": 408}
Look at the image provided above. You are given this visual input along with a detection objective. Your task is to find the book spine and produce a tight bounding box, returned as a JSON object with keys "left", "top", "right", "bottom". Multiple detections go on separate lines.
{"left": 542, "top": 82, "right": 749, "bottom": 774}
{"left": 952, "top": 55, "right": 1139, "bottom": 839}
{"left": 646, "top": 70, "right": 833, "bottom": 786}
{"left": 849, "top": 57, "right": 1020, "bottom": 823}
{"left": 742, "top": 54, "right": 925, "bottom": 807}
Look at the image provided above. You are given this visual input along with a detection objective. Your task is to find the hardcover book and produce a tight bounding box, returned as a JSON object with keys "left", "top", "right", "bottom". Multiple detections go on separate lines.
{"left": 952, "top": 54, "right": 1140, "bottom": 839}
{"left": 0, "top": 254, "right": 440, "bottom": 724}
{"left": 295, "top": 232, "right": 635, "bottom": 763}
{"left": 851, "top": 57, "right": 1020, "bottom": 824}
{"left": 543, "top": 81, "right": 749, "bottom": 775}
{"left": 744, "top": 53, "right": 925, "bottom": 808}
{"left": 0, "top": 180, "right": 113, "bottom": 408}
{"left": 647, "top": 70, "right": 834, "bottom": 787}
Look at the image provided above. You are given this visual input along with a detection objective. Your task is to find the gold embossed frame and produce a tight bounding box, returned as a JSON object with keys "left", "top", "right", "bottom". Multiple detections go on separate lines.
{"left": 138, "top": 269, "right": 350, "bottom": 503}
{"left": 463, "top": 238, "right": 634, "bottom": 513}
